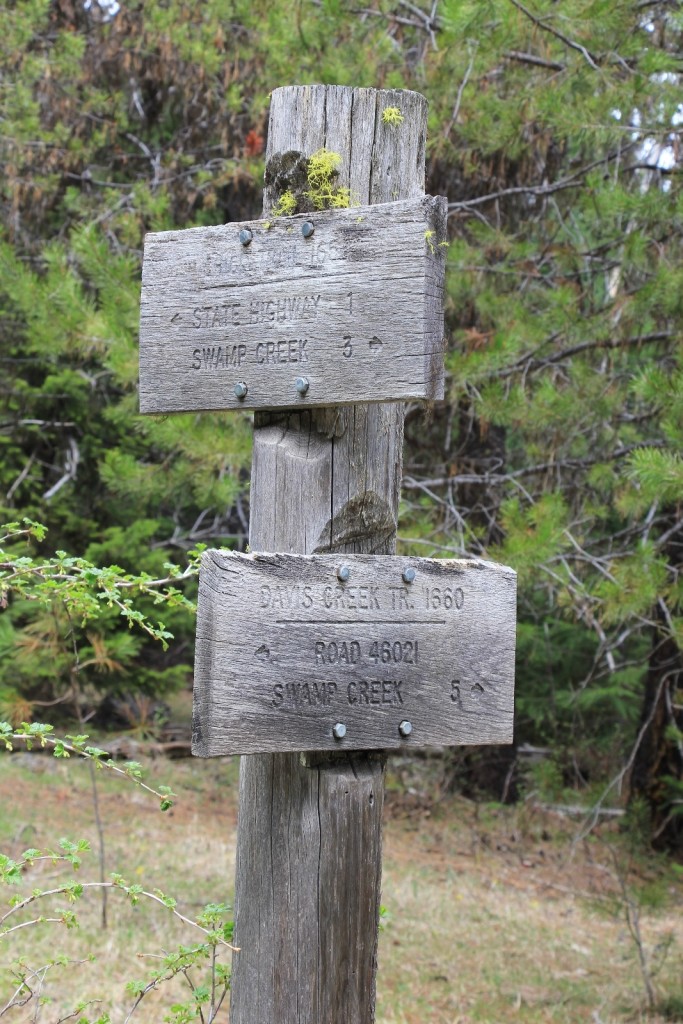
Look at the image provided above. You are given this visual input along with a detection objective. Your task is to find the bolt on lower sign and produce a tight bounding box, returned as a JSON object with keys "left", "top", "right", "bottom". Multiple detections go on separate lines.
{"left": 192, "top": 552, "right": 516, "bottom": 756}
{"left": 138, "top": 196, "right": 446, "bottom": 413}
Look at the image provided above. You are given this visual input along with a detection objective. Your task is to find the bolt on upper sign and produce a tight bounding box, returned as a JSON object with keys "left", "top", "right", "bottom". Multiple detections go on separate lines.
{"left": 139, "top": 195, "right": 446, "bottom": 413}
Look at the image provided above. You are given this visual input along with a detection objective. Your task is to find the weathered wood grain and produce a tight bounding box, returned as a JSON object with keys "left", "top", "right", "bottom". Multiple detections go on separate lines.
{"left": 193, "top": 551, "right": 516, "bottom": 755}
{"left": 231, "top": 746, "right": 385, "bottom": 1024}
{"left": 139, "top": 196, "right": 446, "bottom": 413}
{"left": 230, "top": 85, "right": 427, "bottom": 1024}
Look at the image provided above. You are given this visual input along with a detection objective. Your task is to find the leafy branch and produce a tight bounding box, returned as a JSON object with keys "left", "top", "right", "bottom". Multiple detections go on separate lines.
{"left": 1, "top": 844, "right": 235, "bottom": 1022}
{"left": 0, "top": 723, "right": 176, "bottom": 811}
{"left": 124, "top": 904, "right": 233, "bottom": 1024}
{"left": 0, "top": 956, "right": 103, "bottom": 1022}
{"left": 0, "top": 519, "right": 202, "bottom": 649}
{"left": 1, "top": 874, "right": 235, "bottom": 951}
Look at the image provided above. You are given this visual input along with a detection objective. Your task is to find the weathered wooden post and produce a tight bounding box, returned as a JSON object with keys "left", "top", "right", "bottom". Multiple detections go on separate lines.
{"left": 139, "top": 85, "right": 516, "bottom": 1024}
{"left": 229, "top": 87, "right": 435, "bottom": 1024}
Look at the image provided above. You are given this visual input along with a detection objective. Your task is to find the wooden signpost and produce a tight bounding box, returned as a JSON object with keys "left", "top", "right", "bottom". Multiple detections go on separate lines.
{"left": 139, "top": 84, "right": 516, "bottom": 1024}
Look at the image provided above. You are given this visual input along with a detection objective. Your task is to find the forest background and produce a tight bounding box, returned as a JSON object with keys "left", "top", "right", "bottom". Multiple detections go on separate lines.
{"left": 0, "top": 0, "right": 682, "bottom": 854}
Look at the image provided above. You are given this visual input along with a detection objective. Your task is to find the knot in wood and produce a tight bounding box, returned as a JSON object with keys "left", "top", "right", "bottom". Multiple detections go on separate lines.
{"left": 316, "top": 492, "right": 396, "bottom": 553}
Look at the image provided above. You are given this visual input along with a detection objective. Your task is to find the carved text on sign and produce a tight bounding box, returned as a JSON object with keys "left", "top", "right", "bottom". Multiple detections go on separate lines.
{"left": 192, "top": 551, "right": 516, "bottom": 756}
{"left": 139, "top": 196, "right": 446, "bottom": 413}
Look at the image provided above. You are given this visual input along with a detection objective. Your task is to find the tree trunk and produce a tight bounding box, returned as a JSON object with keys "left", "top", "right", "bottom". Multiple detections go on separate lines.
{"left": 630, "top": 544, "right": 683, "bottom": 852}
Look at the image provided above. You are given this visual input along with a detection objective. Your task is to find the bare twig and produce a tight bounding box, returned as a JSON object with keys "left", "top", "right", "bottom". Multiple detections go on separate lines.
{"left": 42, "top": 437, "right": 80, "bottom": 501}
{"left": 507, "top": 0, "right": 600, "bottom": 70}
{"left": 574, "top": 674, "right": 671, "bottom": 842}
{"left": 535, "top": 802, "right": 625, "bottom": 818}
{"left": 64, "top": 603, "right": 109, "bottom": 932}
{"left": 448, "top": 145, "right": 638, "bottom": 216}
{"left": 6, "top": 455, "right": 36, "bottom": 503}
{"left": 403, "top": 440, "right": 668, "bottom": 491}
{"left": 444, "top": 49, "right": 477, "bottom": 139}
{"left": 609, "top": 848, "right": 657, "bottom": 1009}
{"left": 448, "top": 176, "right": 582, "bottom": 212}
{"left": 494, "top": 331, "right": 673, "bottom": 379}
{"left": 504, "top": 49, "right": 566, "bottom": 71}
{"left": 0, "top": 960, "right": 97, "bottom": 1019}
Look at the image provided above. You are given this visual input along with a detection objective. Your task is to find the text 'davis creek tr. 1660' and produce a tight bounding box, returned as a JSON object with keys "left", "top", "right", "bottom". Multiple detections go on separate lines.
{"left": 192, "top": 551, "right": 517, "bottom": 756}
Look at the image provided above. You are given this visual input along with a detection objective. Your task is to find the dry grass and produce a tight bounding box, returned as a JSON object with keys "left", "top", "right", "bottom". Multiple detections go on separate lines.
{"left": 377, "top": 800, "right": 682, "bottom": 1024}
{"left": 0, "top": 750, "right": 681, "bottom": 1023}
{"left": 0, "top": 753, "right": 239, "bottom": 1021}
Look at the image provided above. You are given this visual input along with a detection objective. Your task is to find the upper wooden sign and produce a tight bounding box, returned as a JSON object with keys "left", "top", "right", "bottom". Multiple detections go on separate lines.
{"left": 192, "top": 551, "right": 516, "bottom": 756}
{"left": 139, "top": 195, "right": 446, "bottom": 414}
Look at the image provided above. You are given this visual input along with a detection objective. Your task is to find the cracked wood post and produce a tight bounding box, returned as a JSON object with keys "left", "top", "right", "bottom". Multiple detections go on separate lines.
{"left": 230, "top": 85, "right": 428, "bottom": 1024}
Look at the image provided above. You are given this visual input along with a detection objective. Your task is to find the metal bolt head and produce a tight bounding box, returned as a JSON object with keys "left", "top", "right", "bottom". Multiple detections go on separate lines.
{"left": 301, "top": 221, "right": 315, "bottom": 238}
{"left": 295, "top": 376, "right": 310, "bottom": 395}
{"left": 333, "top": 722, "right": 347, "bottom": 740}
{"left": 239, "top": 228, "right": 253, "bottom": 246}
{"left": 402, "top": 566, "right": 416, "bottom": 584}
{"left": 337, "top": 565, "right": 350, "bottom": 583}
{"left": 234, "top": 381, "right": 248, "bottom": 400}
{"left": 399, "top": 720, "right": 413, "bottom": 738}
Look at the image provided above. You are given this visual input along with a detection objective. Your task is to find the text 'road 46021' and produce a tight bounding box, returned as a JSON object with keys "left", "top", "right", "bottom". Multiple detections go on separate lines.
{"left": 192, "top": 551, "right": 516, "bottom": 756}
{"left": 138, "top": 196, "right": 446, "bottom": 413}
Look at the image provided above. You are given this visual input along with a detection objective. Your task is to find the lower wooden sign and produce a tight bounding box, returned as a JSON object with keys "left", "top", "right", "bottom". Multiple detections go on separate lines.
{"left": 192, "top": 551, "right": 516, "bottom": 756}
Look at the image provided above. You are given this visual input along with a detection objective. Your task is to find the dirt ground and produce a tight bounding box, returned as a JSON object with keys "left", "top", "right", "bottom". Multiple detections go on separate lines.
{"left": 0, "top": 747, "right": 681, "bottom": 1023}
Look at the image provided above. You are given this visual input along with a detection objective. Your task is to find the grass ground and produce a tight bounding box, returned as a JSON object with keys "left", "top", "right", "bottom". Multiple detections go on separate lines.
{"left": 0, "top": 747, "right": 681, "bottom": 1023}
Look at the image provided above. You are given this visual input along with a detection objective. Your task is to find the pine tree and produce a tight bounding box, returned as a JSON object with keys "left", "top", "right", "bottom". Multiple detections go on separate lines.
{"left": 1, "top": 0, "right": 681, "bottom": 845}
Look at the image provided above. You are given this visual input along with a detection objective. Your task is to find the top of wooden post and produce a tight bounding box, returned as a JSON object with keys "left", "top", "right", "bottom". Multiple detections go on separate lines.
{"left": 138, "top": 85, "right": 446, "bottom": 415}
{"left": 265, "top": 86, "right": 429, "bottom": 210}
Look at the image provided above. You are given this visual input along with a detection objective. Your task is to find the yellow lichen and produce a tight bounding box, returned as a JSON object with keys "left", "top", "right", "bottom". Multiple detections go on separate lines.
{"left": 304, "top": 149, "right": 351, "bottom": 210}
{"left": 270, "top": 148, "right": 354, "bottom": 216}
{"left": 425, "top": 229, "right": 449, "bottom": 255}
{"left": 272, "top": 190, "right": 297, "bottom": 217}
{"left": 382, "top": 106, "right": 404, "bottom": 127}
